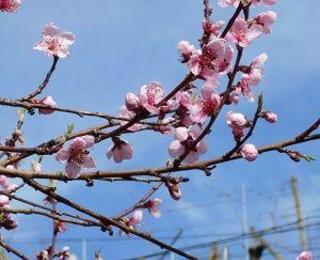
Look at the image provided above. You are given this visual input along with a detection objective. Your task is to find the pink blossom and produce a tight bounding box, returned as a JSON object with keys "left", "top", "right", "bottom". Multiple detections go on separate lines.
{"left": 219, "top": 0, "right": 276, "bottom": 7}
{"left": 256, "top": 11, "right": 277, "bottom": 34}
{"left": 117, "top": 106, "right": 142, "bottom": 131}
{"left": 297, "top": 251, "right": 313, "bottom": 260}
{"left": 165, "top": 180, "right": 182, "bottom": 201}
{"left": 189, "top": 86, "right": 222, "bottom": 123}
{"left": 55, "top": 135, "right": 96, "bottom": 178}
{"left": 177, "top": 41, "right": 195, "bottom": 62}
{"left": 203, "top": 20, "right": 225, "bottom": 38}
{"left": 0, "top": 175, "right": 9, "bottom": 187}
{"left": 125, "top": 92, "right": 141, "bottom": 112}
{"left": 240, "top": 143, "right": 258, "bottom": 161}
{"left": 0, "top": 0, "right": 21, "bottom": 12}
{"left": 139, "top": 82, "right": 164, "bottom": 114}
{"left": 34, "top": 96, "right": 57, "bottom": 115}
{"left": 127, "top": 210, "right": 143, "bottom": 229}
{"left": 168, "top": 125, "right": 208, "bottom": 163}
{"left": 107, "top": 138, "right": 133, "bottom": 163}
{"left": 218, "top": 0, "right": 238, "bottom": 8}
{"left": 260, "top": 111, "right": 277, "bottom": 123}
{"left": 156, "top": 117, "right": 175, "bottom": 134}
{"left": 34, "top": 23, "right": 75, "bottom": 58}
{"left": 252, "top": 0, "right": 277, "bottom": 6}
{"left": 55, "top": 221, "right": 66, "bottom": 233}
{"left": 188, "top": 38, "right": 233, "bottom": 78}
{"left": 225, "top": 17, "right": 262, "bottom": 48}
{"left": 144, "top": 198, "right": 162, "bottom": 218}
{"left": 226, "top": 111, "right": 248, "bottom": 138}
{"left": 4, "top": 183, "right": 18, "bottom": 193}
{"left": 0, "top": 195, "right": 9, "bottom": 206}
{"left": 236, "top": 53, "right": 268, "bottom": 101}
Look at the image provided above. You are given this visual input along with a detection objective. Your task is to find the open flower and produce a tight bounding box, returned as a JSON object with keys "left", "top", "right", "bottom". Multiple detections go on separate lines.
{"left": 240, "top": 143, "right": 258, "bottom": 161}
{"left": 255, "top": 11, "right": 277, "bottom": 34}
{"left": 34, "top": 23, "right": 75, "bottom": 58}
{"left": 144, "top": 198, "right": 162, "bottom": 218}
{"left": 189, "top": 85, "right": 222, "bottom": 123}
{"left": 236, "top": 53, "right": 268, "bottom": 101}
{"left": 0, "top": 0, "right": 21, "bottom": 12}
{"left": 107, "top": 138, "right": 133, "bottom": 163}
{"left": 168, "top": 125, "right": 208, "bottom": 163}
{"left": 55, "top": 135, "right": 96, "bottom": 178}
{"left": 188, "top": 38, "right": 233, "bottom": 78}
{"left": 225, "top": 17, "right": 262, "bottom": 48}
{"left": 139, "top": 82, "right": 165, "bottom": 114}
{"left": 127, "top": 210, "right": 143, "bottom": 229}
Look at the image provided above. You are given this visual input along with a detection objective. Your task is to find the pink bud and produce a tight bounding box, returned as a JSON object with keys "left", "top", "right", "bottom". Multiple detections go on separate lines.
{"left": 0, "top": 175, "right": 9, "bottom": 187}
{"left": 0, "top": 195, "right": 9, "bottom": 206}
{"left": 226, "top": 111, "right": 247, "bottom": 128}
{"left": 125, "top": 92, "right": 141, "bottom": 111}
{"left": 145, "top": 198, "right": 162, "bottom": 218}
{"left": 37, "top": 96, "right": 57, "bottom": 115}
{"left": 55, "top": 221, "right": 66, "bottom": 233}
{"left": 297, "top": 251, "right": 313, "bottom": 260}
{"left": 127, "top": 210, "right": 143, "bottom": 229}
{"left": 166, "top": 181, "right": 182, "bottom": 201}
{"left": 240, "top": 144, "right": 258, "bottom": 162}
{"left": 260, "top": 111, "right": 277, "bottom": 123}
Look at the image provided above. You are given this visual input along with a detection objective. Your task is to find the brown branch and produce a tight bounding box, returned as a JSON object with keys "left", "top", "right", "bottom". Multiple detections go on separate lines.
{"left": 115, "top": 182, "right": 162, "bottom": 220}
{"left": 19, "top": 56, "right": 59, "bottom": 102}
{"left": 0, "top": 236, "right": 29, "bottom": 260}
{"left": 0, "top": 190, "right": 99, "bottom": 225}
{"left": 295, "top": 118, "right": 320, "bottom": 141}
{"left": 21, "top": 178, "right": 197, "bottom": 259}
{"left": 0, "top": 97, "right": 176, "bottom": 126}
{"left": 220, "top": 2, "right": 244, "bottom": 38}
{"left": 0, "top": 129, "right": 318, "bottom": 182}
{"left": 0, "top": 207, "right": 94, "bottom": 227}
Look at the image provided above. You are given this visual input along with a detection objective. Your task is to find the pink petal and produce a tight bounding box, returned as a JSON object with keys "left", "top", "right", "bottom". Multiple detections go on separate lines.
{"left": 82, "top": 155, "right": 96, "bottom": 169}
{"left": 65, "top": 161, "right": 81, "bottom": 178}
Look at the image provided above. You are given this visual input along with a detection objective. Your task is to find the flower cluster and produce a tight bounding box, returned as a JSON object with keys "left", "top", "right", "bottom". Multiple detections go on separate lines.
{"left": 0, "top": 170, "right": 18, "bottom": 230}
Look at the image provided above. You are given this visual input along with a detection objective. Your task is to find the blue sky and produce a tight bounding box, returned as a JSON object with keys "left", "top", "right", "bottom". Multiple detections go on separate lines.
{"left": 0, "top": 0, "right": 320, "bottom": 259}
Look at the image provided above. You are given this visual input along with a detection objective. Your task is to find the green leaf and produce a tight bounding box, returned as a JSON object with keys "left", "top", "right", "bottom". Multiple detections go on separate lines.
{"left": 64, "top": 123, "right": 75, "bottom": 139}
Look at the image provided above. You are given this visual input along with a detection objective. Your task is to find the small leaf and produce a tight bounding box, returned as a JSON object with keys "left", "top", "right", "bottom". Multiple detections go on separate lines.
{"left": 304, "top": 155, "right": 316, "bottom": 162}
{"left": 64, "top": 123, "right": 75, "bottom": 139}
